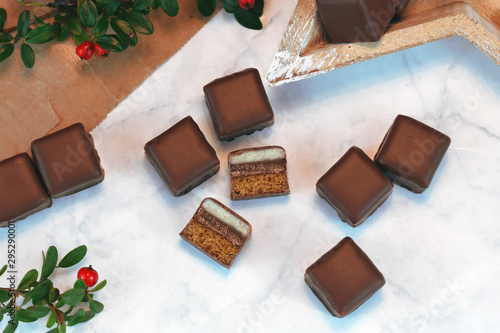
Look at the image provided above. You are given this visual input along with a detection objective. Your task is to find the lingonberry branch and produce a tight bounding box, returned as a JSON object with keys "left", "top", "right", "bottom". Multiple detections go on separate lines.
{"left": 0, "top": 0, "right": 265, "bottom": 68}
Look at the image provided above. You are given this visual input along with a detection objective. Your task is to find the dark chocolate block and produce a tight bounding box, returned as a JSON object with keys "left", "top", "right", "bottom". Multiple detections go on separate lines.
{"left": 374, "top": 115, "right": 451, "bottom": 193}
{"left": 180, "top": 197, "right": 252, "bottom": 268}
{"left": 305, "top": 237, "right": 385, "bottom": 318}
{"left": 316, "top": 0, "right": 407, "bottom": 43}
{"left": 144, "top": 116, "right": 220, "bottom": 196}
{"left": 203, "top": 68, "right": 274, "bottom": 141}
{"left": 31, "top": 123, "right": 105, "bottom": 198}
{"left": 316, "top": 146, "right": 393, "bottom": 227}
{"left": 228, "top": 146, "right": 290, "bottom": 200}
{"left": 0, "top": 153, "right": 52, "bottom": 227}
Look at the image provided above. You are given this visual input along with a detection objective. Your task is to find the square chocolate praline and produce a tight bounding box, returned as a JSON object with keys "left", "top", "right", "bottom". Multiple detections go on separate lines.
{"left": 305, "top": 237, "right": 385, "bottom": 318}
{"left": 144, "top": 116, "right": 220, "bottom": 196}
{"left": 203, "top": 68, "right": 274, "bottom": 141}
{"left": 316, "top": 146, "right": 393, "bottom": 227}
{"left": 0, "top": 153, "right": 52, "bottom": 227}
{"left": 316, "top": 0, "right": 398, "bottom": 43}
{"left": 31, "top": 123, "right": 105, "bottom": 198}
{"left": 374, "top": 115, "right": 451, "bottom": 193}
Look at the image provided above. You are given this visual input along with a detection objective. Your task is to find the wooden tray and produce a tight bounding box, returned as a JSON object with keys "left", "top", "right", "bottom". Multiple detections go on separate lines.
{"left": 266, "top": 0, "right": 500, "bottom": 86}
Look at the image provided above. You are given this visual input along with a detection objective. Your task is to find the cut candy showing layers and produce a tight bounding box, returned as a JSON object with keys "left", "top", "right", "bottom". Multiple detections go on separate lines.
{"left": 228, "top": 146, "right": 290, "bottom": 200}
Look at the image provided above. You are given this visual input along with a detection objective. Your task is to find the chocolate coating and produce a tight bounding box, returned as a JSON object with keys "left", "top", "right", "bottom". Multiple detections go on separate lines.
{"left": 305, "top": 237, "right": 385, "bottom": 318}
{"left": 144, "top": 116, "right": 220, "bottom": 196}
{"left": 375, "top": 115, "right": 451, "bottom": 193}
{"left": 0, "top": 153, "right": 52, "bottom": 226}
{"left": 316, "top": 146, "right": 393, "bottom": 227}
{"left": 203, "top": 68, "right": 274, "bottom": 141}
{"left": 31, "top": 123, "right": 104, "bottom": 198}
{"left": 316, "top": 0, "right": 405, "bottom": 43}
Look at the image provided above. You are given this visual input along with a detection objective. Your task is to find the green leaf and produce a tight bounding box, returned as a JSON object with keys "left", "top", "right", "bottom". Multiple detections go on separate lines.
{"left": 41, "top": 246, "right": 58, "bottom": 280}
{"left": 0, "top": 8, "right": 7, "bottom": 30}
{"left": 125, "top": 11, "right": 153, "bottom": 35}
{"left": 96, "top": 0, "right": 115, "bottom": 4}
{"left": 73, "top": 32, "right": 91, "bottom": 46}
{"left": 159, "top": 0, "right": 179, "bottom": 17}
{"left": 55, "top": 299, "right": 65, "bottom": 308}
{"left": 251, "top": 0, "right": 264, "bottom": 17}
{"left": 93, "top": 16, "right": 109, "bottom": 37}
{"left": 59, "top": 323, "right": 67, "bottom": 333}
{"left": 80, "top": 0, "right": 98, "bottom": 28}
{"left": 3, "top": 316, "right": 18, "bottom": 332}
{"left": 0, "top": 264, "right": 7, "bottom": 276}
{"left": 16, "top": 309, "right": 37, "bottom": 323}
{"left": 34, "top": 14, "right": 45, "bottom": 25}
{"left": 17, "top": 10, "right": 30, "bottom": 38}
{"left": 0, "top": 289, "right": 11, "bottom": 302}
{"left": 74, "top": 279, "right": 87, "bottom": 290}
{"left": 104, "top": 0, "right": 120, "bottom": 16}
{"left": 89, "top": 299, "right": 104, "bottom": 313}
{"left": 80, "top": 310, "right": 95, "bottom": 323}
{"left": 88, "top": 279, "right": 107, "bottom": 292}
{"left": 46, "top": 310, "right": 57, "bottom": 328}
{"left": 20, "top": 43, "right": 35, "bottom": 68}
{"left": 223, "top": 0, "right": 238, "bottom": 13}
{"left": 97, "top": 34, "right": 125, "bottom": 52}
{"left": 61, "top": 288, "right": 85, "bottom": 307}
{"left": 25, "top": 24, "right": 53, "bottom": 44}
{"left": 0, "top": 312, "right": 3, "bottom": 323}
{"left": 56, "top": 24, "right": 70, "bottom": 42}
{"left": 66, "top": 16, "right": 82, "bottom": 34}
{"left": 48, "top": 288, "right": 60, "bottom": 303}
{"left": 67, "top": 308, "right": 85, "bottom": 326}
{"left": 151, "top": 0, "right": 160, "bottom": 10}
{"left": 25, "top": 305, "right": 51, "bottom": 319}
{"left": 110, "top": 18, "right": 137, "bottom": 46}
{"left": 25, "top": 279, "right": 53, "bottom": 303}
{"left": 17, "top": 269, "right": 38, "bottom": 290}
{"left": 58, "top": 245, "right": 87, "bottom": 268}
{"left": 234, "top": 7, "right": 262, "bottom": 30}
{"left": 54, "top": 11, "right": 71, "bottom": 22}
{"left": 197, "top": 0, "right": 216, "bottom": 17}
{"left": 133, "top": 0, "right": 154, "bottom": 11}
{"left": 0, "top": 43, "right": 14, "bottom": 63}
{"left": 0, "top": 32, "right": 13, "bottom": 43}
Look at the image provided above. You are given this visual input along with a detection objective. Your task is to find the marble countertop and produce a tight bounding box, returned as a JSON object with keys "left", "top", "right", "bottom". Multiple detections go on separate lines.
{"left": 2, "top": 0, "right": 500, "bottom": 332}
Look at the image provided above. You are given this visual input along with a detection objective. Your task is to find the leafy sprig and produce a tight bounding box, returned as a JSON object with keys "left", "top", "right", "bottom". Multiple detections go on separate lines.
{"left": 0, "top": 0, "right": 265, "bottom": 68}
{"left": 0, "top": 245, "right": 106, "bottom": 333}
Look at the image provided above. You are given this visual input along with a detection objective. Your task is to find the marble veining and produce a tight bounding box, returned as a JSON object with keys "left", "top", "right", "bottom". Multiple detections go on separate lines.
{"left": 1, "top": 0, "right": 500, "bottom": 332}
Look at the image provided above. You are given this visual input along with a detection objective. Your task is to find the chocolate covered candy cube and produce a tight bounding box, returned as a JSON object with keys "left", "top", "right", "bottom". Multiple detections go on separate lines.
{"left": 374, "top": 115, "right": 451, "bottom": 193}
{"left": 0, "top": 153, "right": 52, "bottom": 227}
{"left": 316, "top": 0, "right": 409, "bottom": 43}
{"left": 203, "top": 68, "right": 274, "bottom": 141}
{"left": 317, "top": 146, "right": 393, "bottom": 227}
{"left": 305, "top": 237, "right": 385, "bottom": 318}
{"left": 180, "top": 198, "right": 252, "bottom": 268}
{"left": 144, "top": 116, "right": 220, "bottom": 196}
{"left": 31, "top": 123, "right": 105, "bottom": 198}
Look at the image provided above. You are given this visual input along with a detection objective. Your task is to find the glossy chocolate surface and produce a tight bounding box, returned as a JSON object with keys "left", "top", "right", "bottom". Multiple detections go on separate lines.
{"left": 305, "top": 237, "right": 385, "bottom": 318}
{"left": 316, "top": 146, "right": 393, "bottom": 227}
{"left": 316, "top": 0, "right": 402, "bottom": 43}
{"left": 203, "top": 68, "right": 274, "bottom": 141}
{"left": 144, "top": 116, "right": 220, "bottom": 196}
{"left": 0, "top": 153, "right": 52, "bottom": 226}
{"left": 375, "top": 115, "right": 451, "bottom": 193}
{"left": 31, "top": 123, "right": 104, "bottom": 198}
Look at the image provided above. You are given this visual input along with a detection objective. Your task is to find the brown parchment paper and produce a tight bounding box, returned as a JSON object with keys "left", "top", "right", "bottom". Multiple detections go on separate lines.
{"left": 0, "top": 0, "right": 214, "bottom": 160}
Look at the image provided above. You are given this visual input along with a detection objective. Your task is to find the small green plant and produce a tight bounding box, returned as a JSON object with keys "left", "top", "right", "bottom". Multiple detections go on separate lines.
{"left": 0, "top": 0, "right": 264, "bottom": 68}
{"left": 0, "top": 245, "right": 107, "bottom": 333}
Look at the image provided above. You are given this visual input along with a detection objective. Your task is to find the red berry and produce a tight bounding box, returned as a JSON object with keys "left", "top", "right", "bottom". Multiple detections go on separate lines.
{"left": 76, "top": 41, "right": 94, "bottom": 60}
{"left": 94, "top": 43, "right": 110, "bottom": 58}
{"left": 239, "top": 0, "right": 255, "bottom": 10}
{"left": 77, "top": 265, "right": 99, "bottom": 288}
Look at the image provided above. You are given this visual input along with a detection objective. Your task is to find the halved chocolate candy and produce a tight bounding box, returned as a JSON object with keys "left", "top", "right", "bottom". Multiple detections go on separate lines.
{"left": 180, "top": 198, "right": 252, "bottom": 268}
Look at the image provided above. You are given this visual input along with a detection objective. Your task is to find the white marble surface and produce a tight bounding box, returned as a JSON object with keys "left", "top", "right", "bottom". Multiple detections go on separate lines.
{"left": 3, "top": 0, "right": 500, "bottom": 332}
